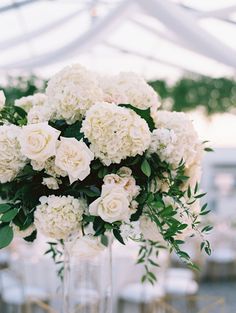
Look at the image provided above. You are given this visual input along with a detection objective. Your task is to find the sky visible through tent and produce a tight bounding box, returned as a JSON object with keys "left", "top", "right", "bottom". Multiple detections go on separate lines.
{"left": 0, "top": 0, "right": 235, "bottom": 80}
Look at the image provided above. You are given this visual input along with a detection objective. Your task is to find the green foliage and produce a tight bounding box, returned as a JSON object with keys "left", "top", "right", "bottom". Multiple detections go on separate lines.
{"left": 141, "top": 158, "right": 152, "bottom": 177}
{"left": 45, "top": 241, "right": 64, "bottom": 280}
{"left": 0, "top": 105, "right": 27, "bottom": 126}
{"left": 0, "top": 225, "right": 13, "bottom": 249}
{"left": 1, "top": 76, "right": 46, "bottom": 105}
{"left": 149, "top": 76, "right": 236, "bottom": 115}
{"left": 119, "top": 104, "right": 155, "bottom": 131}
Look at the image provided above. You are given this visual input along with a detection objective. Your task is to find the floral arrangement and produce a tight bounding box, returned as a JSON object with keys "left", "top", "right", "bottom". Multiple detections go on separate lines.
{"left": 0, "top": 65, "right": 211, "bottom": 283}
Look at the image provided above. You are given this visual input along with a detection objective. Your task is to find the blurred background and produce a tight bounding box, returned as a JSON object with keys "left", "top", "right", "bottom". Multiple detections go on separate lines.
{"left": 0, "top": 0, "right": 236, "bottom": 312}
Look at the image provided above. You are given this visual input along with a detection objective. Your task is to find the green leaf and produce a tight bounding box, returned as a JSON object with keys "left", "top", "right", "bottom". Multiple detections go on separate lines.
{"left": 98, "top": 167, "right": 109, "bottom": 179}
{"left": 101, "top": 234, "right": 109, "bottom": 247}
{"left": 195, "top": 192, "right": 207, "bottom": 199}
{"left": 14, "top": 106, "right": 27, "bottom": 118}
{"left": 24, "top": 230, "right": 37, "bottom": 242}
{"left": 113, "top": 229, "right": 125, "bottom": 245}
{"left": 0, "top": 204, "right": 12, "bottom": 213}
{"left": 82, "top": 188, "right": 100, "bottom": 198}
{"left": 1, "top": 208, "right": 19, "bottom": 222}
{"left": 200, "top": 210, "right": 211, "bottom": 216}
{"left": 204, "top": 147, "right": 214, "bottom": 152}
{"left": 178, "top": 223, "right": 188, "bottom": 230}
{"left": 119, "top": 104, "right": 155, "bottom": 131}
{"left": 63, "top": 121, "right": 84, "bottom": 141}
{"left": 187, "top": 185, "right": 191, "bottom": 198}
{"left": 141, "top": 159, "right": 151, "bottom": 177}
{"left": 0, "top": 225, "right": 13, "bottom": 249}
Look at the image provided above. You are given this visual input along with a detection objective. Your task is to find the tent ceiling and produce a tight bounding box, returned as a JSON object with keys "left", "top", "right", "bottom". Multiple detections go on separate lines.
{"left": 0, "top": 0, "right": 236, "bottom": 79}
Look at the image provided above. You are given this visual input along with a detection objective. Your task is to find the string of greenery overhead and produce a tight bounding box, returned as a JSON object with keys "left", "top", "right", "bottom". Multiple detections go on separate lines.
{"left": 1, "top": 75, "right": 236, "bottom": 115}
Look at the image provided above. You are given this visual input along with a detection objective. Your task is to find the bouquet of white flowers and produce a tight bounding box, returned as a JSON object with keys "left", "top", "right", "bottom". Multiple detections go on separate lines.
{"left": 0, "top": 64, "right": 211, "bottom": 283}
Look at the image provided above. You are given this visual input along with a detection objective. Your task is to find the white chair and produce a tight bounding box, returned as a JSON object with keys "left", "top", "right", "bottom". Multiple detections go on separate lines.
{"left": 166, "top": 268, "right": 194, "bottom": 281}
{"left": 118, "top": 283, "right": 165, "bottom": 313}
{"left": 0, "top": 270, "right": 49, "bottom": 313}
{"left": 163, "top": 268, "right": 199, "bottom": 313}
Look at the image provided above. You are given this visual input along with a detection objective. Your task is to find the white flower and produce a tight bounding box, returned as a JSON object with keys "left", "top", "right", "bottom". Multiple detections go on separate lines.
{"left": 103, "top": 171, "right": 140, "bottom": 201}
{"left": 140, "top": 216, "right": 164, "bottom": 242}
{"left": 31, "top": 157, "right": 67, "bottom": 178}
{"left": 70, "top": 235, "right": 105, "bottom": 260}
{"left": 55, "top": 137, "right": 94, "bottom": 184}
{"left": 82, "top": 102, "right": 151, "bottom": 165}
{"left": 117, "top": 166, "right": 132, "bottom": 177}
{"left": 151, "top": 111, "right": 203, "bottom": 168}
{"left": 34, "top": 195, "right": 86, "bottom": 240}
{"left": 42, "top": 177, "right": 61, "bottom": 190}
{"left": 12, "top": 224, "right": 36, "bottom": 238}
{"left": 183, "top": 163, "right": 202, "bottom": 190}
{"left": 0, "top": 90, "right": 6, "bottom": 110}
{"left": 15, "top": 93, "right": 47, "bottom": 113}
{"left": 0, "top": 125, "right": 27, "bottom": 183}
{"left": 148, "top": 128, "right": 177, "bottom": 161}
{"left": 149, "top": 175, "right": 170, "bottom": 193}
{"left": 99, "top": 72, "right": 160, "bottom": 110}
{"left": 89, "top": 185, "right": 131, "bottom": 223}
{"left": 27, "top": 105, "right": 53, "bottom": 124}
{"left": 46, "top": 64, "right": 103, "bottom": 124}
{"left": 120, "top": 222, "right": 140, "bottom": 241}
{"left": 19, "top": 122, "right": 60, "bottom": 162}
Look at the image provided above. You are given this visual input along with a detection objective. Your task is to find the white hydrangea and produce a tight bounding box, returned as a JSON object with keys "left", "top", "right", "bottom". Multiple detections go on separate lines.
{"left": 34, "top": 195, "right": 86, "bottom": 240}
{"left": 42, "top": 177, "right": 61, "bottom": 190}
{"left": 151, "top": 111, "right": 203, "bottom": 168}
{"left": 82, "top": 102, "right": 151, "bottom": 165}
{"left": 99, "top": 72, "right": 160, "bottom": 110}
{"left": 31, "top": 157, "right": 67, "bottom": 178}
{"left": 149, "top": 128, "right": 177, "bottom": 161}
{"left": 0, "top": 90, "right": 6, "bottom": 110}
{"left": 27, "top": 105, "right": 53, "bottom": 124}
{"left": 15, "top": 93, "right": 47, "bottom": 112}
{"left": 46, "top": 64, "right": 103, "bottom": 124}
{"left": 0, "top": 125, "right": 27, "bottom": 183}
{"left": 12, "top": 223, "right": 36, "bottom": 238}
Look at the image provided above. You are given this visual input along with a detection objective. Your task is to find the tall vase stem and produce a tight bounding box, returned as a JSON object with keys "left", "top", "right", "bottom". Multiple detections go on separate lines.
{"left": 63, "top": 242, "right": 71, "bottom": 313}
{"left": 107, "top": 234, "right": 113, "bottom": 313}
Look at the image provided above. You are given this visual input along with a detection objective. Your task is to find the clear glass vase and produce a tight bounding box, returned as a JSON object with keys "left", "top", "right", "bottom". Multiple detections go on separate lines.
{"left": 62, "top": 238, "right": 113, "bottom": 313}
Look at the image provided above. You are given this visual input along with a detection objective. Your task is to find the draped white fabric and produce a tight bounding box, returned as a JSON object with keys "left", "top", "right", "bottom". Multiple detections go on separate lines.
{"left": 0, "top": 0, "right": 235, "bottom": 77}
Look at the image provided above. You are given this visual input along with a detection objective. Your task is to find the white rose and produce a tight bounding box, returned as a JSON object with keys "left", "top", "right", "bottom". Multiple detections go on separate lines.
{"left": 103, "top": 171, "right": 140, "bottom": 201}
{"left": 0, "top": 91, "right": 6, "bottom": 110}
{"left": 89, "top": 185, "right": 131, "bottom": 223}
{"left": 70, "top": 235, "right": 105, "bottom": 260}
{"left": 19, "top": 122, "right": 60, "bottom": 162}
{"left": 55, "top": 137, "right": 94, "bottom": 184}
{"left": 27, "top": 105, "right": 52, "bottom": 124}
